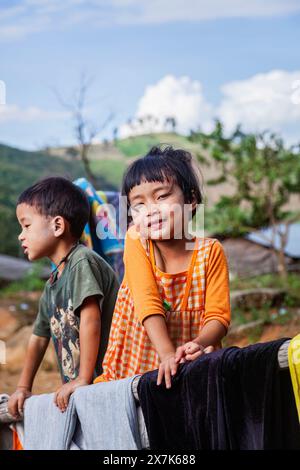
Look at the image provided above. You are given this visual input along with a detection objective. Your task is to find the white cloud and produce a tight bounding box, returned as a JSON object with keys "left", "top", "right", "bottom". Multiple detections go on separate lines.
{"left": 116, "top": 0, "right": 300, "bottom": 25}
{"left": 0, "top": 80, "right": 6, "bottom": 105}
{"left": 119, "top": 75, "right": 214, "bottom": 138}
{"left": 0, "top": 104, "right": 69, "bottom": 123}
{"left": 217, "top": 70, "right": 300, "bottom": 143}
{"left": 1, "top": 70, "right": 300, "bottom": 146}
{"left": 119, "top": 70, "right": 300, "bottom": 145}
{"left": 1, "top": 0, "right": 300, "bottom": 41}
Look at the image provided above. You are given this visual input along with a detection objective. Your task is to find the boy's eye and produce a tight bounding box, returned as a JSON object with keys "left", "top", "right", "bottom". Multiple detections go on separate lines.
{"left": 131, "top": 203, "right": 144, "bottom": 212}
{"left": 24, "top": 225, "right": 31, "bottom": 228}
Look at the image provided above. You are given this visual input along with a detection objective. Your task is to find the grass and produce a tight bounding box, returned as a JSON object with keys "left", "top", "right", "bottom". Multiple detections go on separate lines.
{"left": 232, "top": 305, "right": 271, "bottom": 326}
{"left": 90, "top": 132, "right": 204, "bottom": 187}
{"left": 229, "top": 272, "right": 300, "bottom": 327}
{"left": 116, "top": 134, "right": 161, "bottom": 157}
{"left": 230, "top": 273, "right": 300, "bottom": 305}
{"left": 232, "top": 305, "right": 295, "bottom": 326}
{"left": 247, "top": 324, "right": 264, "bottom": 344}
{"left": 115, "top": 132, "right": 202, "bottom": 158}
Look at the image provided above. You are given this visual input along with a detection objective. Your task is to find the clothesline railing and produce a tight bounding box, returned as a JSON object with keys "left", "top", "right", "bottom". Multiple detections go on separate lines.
{"left": 130, "top": 339, "right": 291, "bottom": 402}
{"left": 277, "top": 339, "right": 290, "bottom": 370}
{"left": 0, "top": 339, "right": 292, "bottom": 426}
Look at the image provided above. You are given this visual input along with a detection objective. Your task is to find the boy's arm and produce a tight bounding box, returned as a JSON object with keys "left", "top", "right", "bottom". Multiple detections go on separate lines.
{"left": 16, "top": 334, "right": 50, "bottom": 391}
{"left": 8, "top": 334, "right": 49, "bottom": 418}
{"left": 78, "top": 295, "right": 101, "bottom": 383}
{"left": 54, "top": 295, "right": 101, "bottom": 412}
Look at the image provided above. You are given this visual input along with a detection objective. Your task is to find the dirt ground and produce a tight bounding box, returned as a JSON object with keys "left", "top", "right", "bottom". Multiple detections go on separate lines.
{"left": 1, "top": 369, "right": 61, "bottom": 395}
{"left": 0, "top": 292, "right": 61, "bottom": 395}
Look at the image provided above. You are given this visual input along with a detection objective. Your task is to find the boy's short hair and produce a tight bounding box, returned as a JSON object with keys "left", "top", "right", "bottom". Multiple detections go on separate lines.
{"left": 17, "top": 176, "right": 90, "bottom": 239}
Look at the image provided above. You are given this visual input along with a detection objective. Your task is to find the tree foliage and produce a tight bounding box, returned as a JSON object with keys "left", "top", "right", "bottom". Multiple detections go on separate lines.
{"left": 189, "top": 121, "right": 300, "bottom": 277}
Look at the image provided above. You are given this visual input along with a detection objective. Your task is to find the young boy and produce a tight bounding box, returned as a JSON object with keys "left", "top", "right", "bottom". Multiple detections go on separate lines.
{"left": 8, "top": 177, "right": 119, "bottom": 418}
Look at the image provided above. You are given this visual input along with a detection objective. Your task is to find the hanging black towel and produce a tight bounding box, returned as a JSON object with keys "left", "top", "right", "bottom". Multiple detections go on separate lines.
{"left": 137, "top": 339, "right": 300, "bottom": 450}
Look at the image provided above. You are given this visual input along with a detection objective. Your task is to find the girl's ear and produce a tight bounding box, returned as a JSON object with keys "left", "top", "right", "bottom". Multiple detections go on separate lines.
{"left": 190, "top": 190, "right": 198, "bottom": 211}
{"left": 52, "top": 216, "right": 66, "bottom": 238}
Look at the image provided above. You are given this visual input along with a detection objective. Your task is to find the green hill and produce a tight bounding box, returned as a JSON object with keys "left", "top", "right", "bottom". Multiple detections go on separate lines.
{"left": 48, "top": 132, "right": 202, "bottom": 188}
{"left": 0, "top": 133, "right": 200, "bottom": 256}
{"left": 116, "top": 132, "right": 202, "bottom": 158}
{"left": 0, "top": 143, "right": 112, "bottom": 257}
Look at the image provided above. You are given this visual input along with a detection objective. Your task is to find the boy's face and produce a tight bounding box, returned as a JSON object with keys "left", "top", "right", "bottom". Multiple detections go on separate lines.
{"left": 129, "top": 179, "right": 191, "bottom": 241}
{"left": 16, "top": 203, "right": 57, "bottom": 261}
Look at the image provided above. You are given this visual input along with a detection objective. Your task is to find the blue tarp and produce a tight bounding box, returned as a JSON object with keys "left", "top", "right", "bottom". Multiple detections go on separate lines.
{"left": 246, "top": 223, "right": 300, "bottom": 259}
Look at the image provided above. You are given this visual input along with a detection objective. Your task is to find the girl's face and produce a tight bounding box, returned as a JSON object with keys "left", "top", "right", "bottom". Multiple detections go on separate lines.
{"left": 129, "top": 179, "right": 192, "bottom": 240}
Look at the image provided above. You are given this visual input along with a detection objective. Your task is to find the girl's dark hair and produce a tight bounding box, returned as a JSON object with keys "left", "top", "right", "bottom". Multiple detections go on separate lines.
{"left": 122, "top": 145, "right": 203, "bottom": 221}
{"left": 17, "top": 176, "right": 90, "bottom": 239}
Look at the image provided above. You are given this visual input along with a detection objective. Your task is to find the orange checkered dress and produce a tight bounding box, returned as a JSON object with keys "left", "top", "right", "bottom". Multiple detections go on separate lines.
{"left": 94, "top": 230, "right": 230, "bottom": 383}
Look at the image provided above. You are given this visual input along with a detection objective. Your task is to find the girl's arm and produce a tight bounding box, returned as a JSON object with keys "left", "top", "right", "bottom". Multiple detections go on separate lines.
{"left": 202, "top": 240, "right": 231, "bottom": 331}
{"left": 125, "top": 226, "right": 166, "bottom": 324}
{"left": 143, "top": 315, "right": 178, "bottom": 389}
{"left": 193, "top": 319, "right": 226, "bottom": 348}
{"left": 125, "top": 226, "right": 178, "bottom": 387}
{"left": 174, "top": 320, "right": 226, "bottom": 362}
{"left": 176, "top": 240, "right": 230, "bottom": 363}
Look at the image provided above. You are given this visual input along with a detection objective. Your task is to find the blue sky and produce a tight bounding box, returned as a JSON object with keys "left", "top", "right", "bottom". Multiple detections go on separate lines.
{"left": 0, "top": 0, "right": 300, "bottom": 149}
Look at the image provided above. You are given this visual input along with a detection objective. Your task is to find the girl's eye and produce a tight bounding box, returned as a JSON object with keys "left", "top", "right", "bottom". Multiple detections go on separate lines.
{"left": 25, "top": 225, "right": 31, "bottom": 228}
{"left": 157, "top": 193, "right": 170, "bottom": 200}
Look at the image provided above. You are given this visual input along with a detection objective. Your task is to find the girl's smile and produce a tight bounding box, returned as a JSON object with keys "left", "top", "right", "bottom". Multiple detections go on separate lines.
{"left": 129, "top": 179, "right": 190, "bottom": 240}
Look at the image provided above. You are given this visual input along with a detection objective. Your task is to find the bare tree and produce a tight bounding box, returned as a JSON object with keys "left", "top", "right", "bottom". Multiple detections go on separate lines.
{"left": 53, "top": 73, "right": 114, "bottom": 187}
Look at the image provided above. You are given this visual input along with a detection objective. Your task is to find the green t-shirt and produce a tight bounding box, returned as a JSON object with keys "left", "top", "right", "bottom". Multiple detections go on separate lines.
{"left": 33, "top": 244, "right": 120, "bottom": 383}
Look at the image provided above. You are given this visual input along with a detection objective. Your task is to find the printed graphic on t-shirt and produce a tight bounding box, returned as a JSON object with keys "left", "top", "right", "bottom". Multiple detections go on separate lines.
{"left": 50, "top": 298, "right": 80, "bottom": 382}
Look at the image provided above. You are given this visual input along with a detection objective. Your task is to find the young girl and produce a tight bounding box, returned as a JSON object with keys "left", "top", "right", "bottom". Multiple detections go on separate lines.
{"left": 94, "top": 146, "right": 230, "bottom": 388}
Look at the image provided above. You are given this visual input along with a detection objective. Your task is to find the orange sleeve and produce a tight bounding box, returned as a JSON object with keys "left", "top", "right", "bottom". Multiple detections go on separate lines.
{"left": 203, "top": 240, "right": 231, "bottom": 331}
{"left": 124, "top": 226, "right": 166, "bottom": 324}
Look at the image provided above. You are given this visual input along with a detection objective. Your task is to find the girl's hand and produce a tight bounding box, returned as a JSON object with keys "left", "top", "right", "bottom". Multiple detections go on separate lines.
{"left": 175, "top": 341, "right": 214, "bottom": 363}
{"left": 157, "top": 352, "right": 178, "bottom": 389}
{"left": 54, "top": 377, "right": 89, "bottom": 412}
